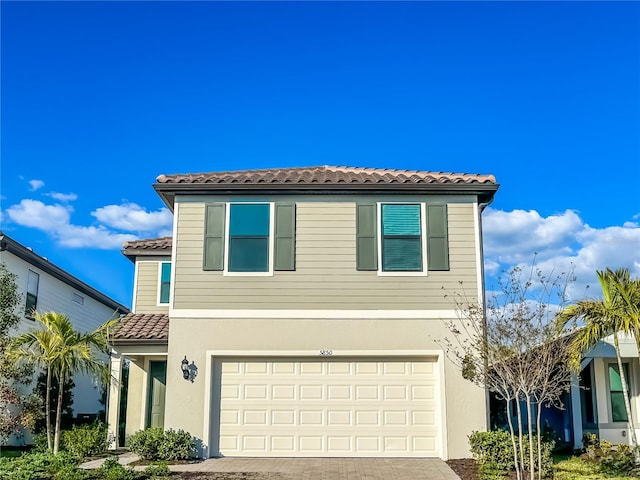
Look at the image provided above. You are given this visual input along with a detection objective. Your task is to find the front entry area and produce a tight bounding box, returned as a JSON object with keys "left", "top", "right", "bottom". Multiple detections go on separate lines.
{"left": 210, "top": 357, "right": 443, "bottom": 458}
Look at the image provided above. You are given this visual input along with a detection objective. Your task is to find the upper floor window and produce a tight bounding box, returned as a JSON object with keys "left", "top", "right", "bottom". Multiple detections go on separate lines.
{"left": 228, "top": 204, "right": 271, "bottom": 273}
{"left": 26, "top": 269, "right": 39, "bottom": 317}
{"left": 356, "top": 202, "right": 449, "bottom": 274}
{"left": 159, "top": 262, "right": 171, "bottom": 304}
{"left": 203, "top": 202, "right": 295, "bottom": 275}
{"left": 381, "top": 204, "right": 423, "bottom": 272}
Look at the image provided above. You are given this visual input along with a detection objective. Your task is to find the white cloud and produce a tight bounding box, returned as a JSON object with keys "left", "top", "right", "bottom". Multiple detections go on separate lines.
{"left": 483, "top": 208, "right": 640, "bottom": 302}
{"left": 91, "top": 203, "right": 173, "bottom": 232}
{"left": 29, "top": 179, "right": 45, "bottom": 191}
{"left": 54, "top": 225, "right": 137, "bottom": 249}
{"left": 47, "top": 192, "right": 78, "bottom": 202}
{"left": 4, "top": 198, "right": 137, "bottom": 249}
{"left": 6, "top": 199, "right": 71, "bottom": 229}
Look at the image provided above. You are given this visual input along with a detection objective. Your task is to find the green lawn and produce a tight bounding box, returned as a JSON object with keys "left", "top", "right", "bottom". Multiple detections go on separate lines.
{"left": 554, "top": 456, "right": 640, "bottom": 480}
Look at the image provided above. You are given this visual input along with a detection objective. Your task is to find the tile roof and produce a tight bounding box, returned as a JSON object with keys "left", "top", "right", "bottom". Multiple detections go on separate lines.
{"left": 110, "top": 313, "right": 169, "bottom": 343}
{"left": 122, "top": 236, "right": 172, "bottom": 261}
{"left": 123, "top": 237, "right": 172, "bottom": 252}
{"left": 156, "top": 165, "right": 496, "bottom": 186}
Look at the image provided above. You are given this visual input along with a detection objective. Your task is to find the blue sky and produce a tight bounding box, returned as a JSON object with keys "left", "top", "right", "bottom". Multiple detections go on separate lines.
{"left": 2, "top": 1, "right": 639, "bottom": 308}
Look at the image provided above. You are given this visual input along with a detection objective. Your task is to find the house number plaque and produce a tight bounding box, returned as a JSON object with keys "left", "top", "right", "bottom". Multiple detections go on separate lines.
{"left": 319, "top": 350, "right": 333, "bottom": 356}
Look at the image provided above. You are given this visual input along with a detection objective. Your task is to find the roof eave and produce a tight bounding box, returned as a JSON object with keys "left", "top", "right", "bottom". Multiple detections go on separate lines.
{"left": 153, "top": 182, "right": 499, "bottom": 210}
{"left": 110, "top": 338, "right": 169, "bottom": 345}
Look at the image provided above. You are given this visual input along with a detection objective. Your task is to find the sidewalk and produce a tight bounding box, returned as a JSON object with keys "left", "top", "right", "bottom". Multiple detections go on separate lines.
{"left": 78, "top": 451, "right": 139, "bottom": 469}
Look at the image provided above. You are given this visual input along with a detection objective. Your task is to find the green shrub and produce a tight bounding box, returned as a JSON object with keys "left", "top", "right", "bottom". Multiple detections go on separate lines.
{"left": 0, "top": 451, "right": 81, "bottom": 480}
{"left": 144, "top": 461, "right": 171, "bottom": 478}
{"left": 31, "top": 432, "right": 51, "bottom": 453}
{"left": 98, "top": 457, "right": 140, "bottom": 480}
{"left": 469, "top": 430, "right": 513, "bottom": 479}
{"left": 62, "top": 422, "right": 109, "bottom": 459}
{"left": 127, "top": 428, "right": 195, "bottom": 461}
{"left": 469, "top": 430, "right": 555, "bottom": 479}
{"left": 157, "top": 429, "right": 195, "bottom": 461}
{"left": 127, "top": 427, "right": 165, "bottom": 460}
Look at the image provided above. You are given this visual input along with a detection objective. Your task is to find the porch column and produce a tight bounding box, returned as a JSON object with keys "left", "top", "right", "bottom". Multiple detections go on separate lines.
{"left": 570, "top": 373, "right": 583, "bottom": 449}
{"left": 106, "top": 352, "right": 122, "bottom": 450}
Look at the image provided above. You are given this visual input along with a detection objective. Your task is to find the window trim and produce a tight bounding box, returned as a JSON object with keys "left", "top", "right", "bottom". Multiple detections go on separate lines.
{"left": 376, "top": 202, "right": 428, "bottom": 277}
{"left": 157, "top": 262, "right": 172, "bottom": 305}
{"left": 223, "top": 202, "right": 275, "bottom": 276}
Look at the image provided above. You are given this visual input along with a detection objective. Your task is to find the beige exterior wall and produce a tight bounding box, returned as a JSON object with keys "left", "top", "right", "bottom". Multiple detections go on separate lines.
{"left": 172, "top": 195, "right": 480, "bottom": 311}
{"left": 162, "top": 315, "right": 486, "bottom": 459}
{"left": 133, "top": 258, "right": 171, "bottom": 314}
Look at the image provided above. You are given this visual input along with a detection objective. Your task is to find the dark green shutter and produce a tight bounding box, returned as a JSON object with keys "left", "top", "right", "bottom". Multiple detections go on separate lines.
{"left": 274, "top": 203, "right": 296, "bottom": 271}
{"left": 356, "top": 203, "right": 377, "bottom": 271}
{"left": 203, "top": 203, "right": 225, "bottom": 271}
{"left": 427, "top": 204, "right": 449, "bottom": 271}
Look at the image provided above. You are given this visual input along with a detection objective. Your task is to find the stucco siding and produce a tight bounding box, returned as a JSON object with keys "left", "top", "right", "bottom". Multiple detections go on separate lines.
{"left": 172, "top": 198, "right": 480, "bottom": 310}
{"left": 162, "top": 315, "right": 486, "bottom": 459}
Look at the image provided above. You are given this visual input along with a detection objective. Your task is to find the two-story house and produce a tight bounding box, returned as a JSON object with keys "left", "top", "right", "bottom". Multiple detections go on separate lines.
{"left": 107, "top": 166, "right": 499, "bottom": 459}
{"left": 0, "top": 232, "right": 129, "bottom": 445}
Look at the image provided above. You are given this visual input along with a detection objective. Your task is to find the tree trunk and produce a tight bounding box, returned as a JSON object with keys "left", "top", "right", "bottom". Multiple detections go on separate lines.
{"left": 613, "top": 333, "right": 640, "bottom": 463}
{"left": 53, "top": 372, "right": 64, "bottom": 455}
{"left": 506, "top": 397, "right": 522, "bottom": 480}
{"left": 45, "top": 366, "right": 52, "bottom": 451}
{"left": 525, "top": 393, "right": 535, "bottom": 480}
{"left": 516, "top": 395, "right": 525, "bottom": 476}
{"left": 536, "top": 399, "right": 542, "bottom": 480}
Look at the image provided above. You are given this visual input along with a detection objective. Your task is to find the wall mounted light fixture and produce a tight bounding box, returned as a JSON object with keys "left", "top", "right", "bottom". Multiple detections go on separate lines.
{"left": 181, "top": 356, "right": 189, "bottom": 380}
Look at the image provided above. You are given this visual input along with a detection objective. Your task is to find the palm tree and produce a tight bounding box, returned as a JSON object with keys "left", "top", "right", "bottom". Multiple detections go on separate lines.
{"left": 10, "top": 311, "right": 116, "bottom": 453}
{"left": 556, "top": 268, "right": 640, "bottom": 462}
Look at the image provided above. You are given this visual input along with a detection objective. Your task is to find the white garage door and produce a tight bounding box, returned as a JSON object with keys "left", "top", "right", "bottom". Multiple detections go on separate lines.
{"left": 215, "top": 358, "right": 442, "bottom": 457}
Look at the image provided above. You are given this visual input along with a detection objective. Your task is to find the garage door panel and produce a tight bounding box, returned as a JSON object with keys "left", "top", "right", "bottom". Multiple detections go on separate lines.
{"left": 215, "top": 358, "right": 441, "bottom": 457}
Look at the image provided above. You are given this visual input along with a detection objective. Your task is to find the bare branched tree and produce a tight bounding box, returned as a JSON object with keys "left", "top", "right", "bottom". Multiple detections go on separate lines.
{"left": 439, "top": 259, "right": 575, "bottom": 480}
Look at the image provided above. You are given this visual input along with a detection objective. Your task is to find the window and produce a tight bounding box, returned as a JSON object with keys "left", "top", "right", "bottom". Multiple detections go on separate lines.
{"left": 203, "top": 202, "right": 295, "bottom": 274}
{"left": 159, "top": 262, "right": 171, "bottom": 304}
{"left": 228, "top": 204, "right": 270, "bottom": 272}
{"left": 26, "top": 270, "right": 39, "bottom": 317}
{"left": 609, "top": 363, "right": 631, "bottom": 422}
{"left": 381, "top": 204, "right": 423, "bottom": 272}
{"left": 356, "top": 202, "right": 449, "bottom": 273}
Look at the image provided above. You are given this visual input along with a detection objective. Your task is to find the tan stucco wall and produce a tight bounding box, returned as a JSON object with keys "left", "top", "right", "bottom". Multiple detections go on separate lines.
{"left": 162, "top": 316, "right": 486, "bottom": 459}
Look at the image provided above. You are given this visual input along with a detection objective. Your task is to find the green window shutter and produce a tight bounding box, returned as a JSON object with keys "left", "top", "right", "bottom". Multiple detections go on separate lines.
{"left": 427, "top": 203, "right": 449, "bottom": 271}
{"left": 203, "top": 203, "right": 225, "bottom": 271}
{"left": 274, "top": 203, "right": 296, "bottom": 271}
{"left": 356, "top": 203, "right": 377, "bottom": 271}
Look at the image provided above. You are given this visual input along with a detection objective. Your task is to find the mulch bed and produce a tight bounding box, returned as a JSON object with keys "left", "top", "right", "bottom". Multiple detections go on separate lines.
{"left": 446, "top": 459, "right": 480, "bottom": 480}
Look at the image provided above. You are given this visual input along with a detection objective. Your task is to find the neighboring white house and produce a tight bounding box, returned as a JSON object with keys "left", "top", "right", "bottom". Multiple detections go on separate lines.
{"left": 0, "top": 232, "right": 129, "bottom": 445}
{"left": 568, "top": 333, "right": 640, "bottom": 448}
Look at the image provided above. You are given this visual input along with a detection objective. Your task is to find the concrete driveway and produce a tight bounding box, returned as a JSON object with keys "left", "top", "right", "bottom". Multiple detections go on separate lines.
{"left": 169, "top": 457, "right": 461, "bottom": 480}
